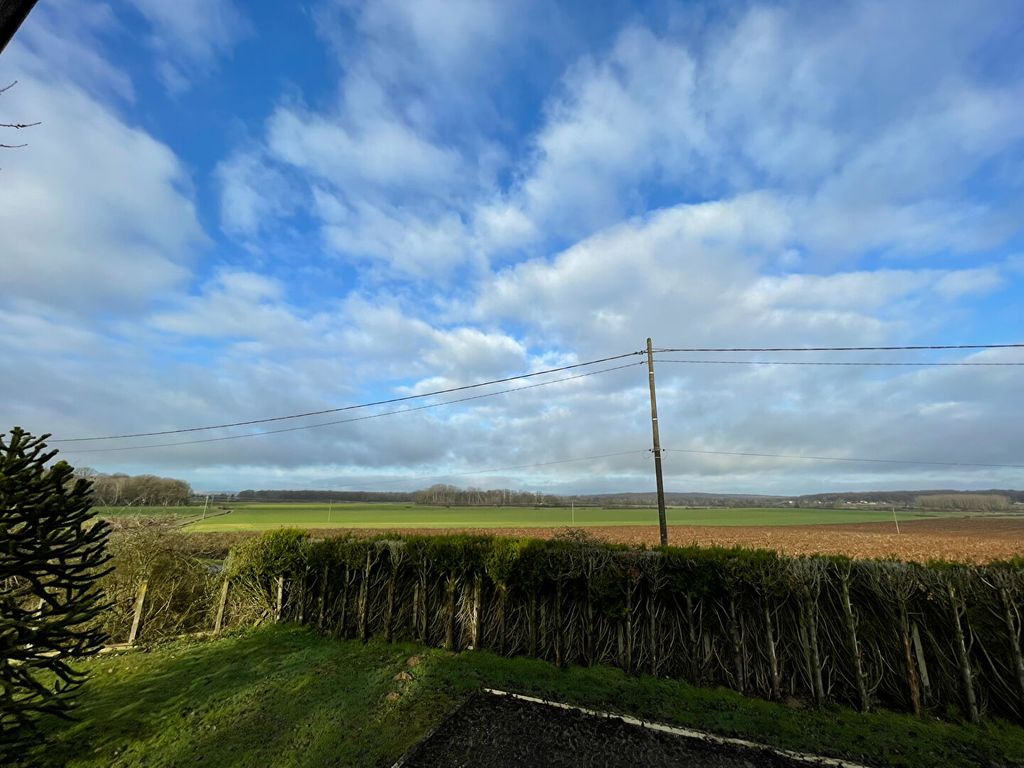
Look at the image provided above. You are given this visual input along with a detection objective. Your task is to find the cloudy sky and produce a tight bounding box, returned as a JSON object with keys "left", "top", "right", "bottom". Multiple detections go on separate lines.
{"left": 2, "top": 0, "right": 1023, "bottom": 495}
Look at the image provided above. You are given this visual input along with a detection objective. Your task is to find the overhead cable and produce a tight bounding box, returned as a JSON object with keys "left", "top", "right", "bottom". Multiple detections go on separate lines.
{"left": 654, "top": 358, "right": 1024, "bottom": 367}
{"left": 59, "top": 362, "right": 645, "bottom": 454}
{"left": 654, "top": 343, "right": 1024, "bottom": 353}
{"left": 53, "top": 351, "right": 644, "bottom": 443}
{"left": 662, "top": 448, "right": 1024, "bottom": 470}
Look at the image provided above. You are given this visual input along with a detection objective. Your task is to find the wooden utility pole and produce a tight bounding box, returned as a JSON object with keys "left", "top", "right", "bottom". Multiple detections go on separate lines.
{"left": 646, "top": 338, "right": 668, "bottom": 546}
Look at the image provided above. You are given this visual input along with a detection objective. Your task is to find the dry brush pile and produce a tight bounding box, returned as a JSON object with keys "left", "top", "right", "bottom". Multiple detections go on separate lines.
{"left": 95, "top": 521, "right": 219, "bottom": 643}
{"left": 219, "top": 530, "right": 1024, "bottom": 723}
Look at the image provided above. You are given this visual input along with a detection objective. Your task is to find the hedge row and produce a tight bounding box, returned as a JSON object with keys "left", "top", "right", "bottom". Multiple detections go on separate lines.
{"left": 221, "top": 530, "right": 1024, "bottom": 722}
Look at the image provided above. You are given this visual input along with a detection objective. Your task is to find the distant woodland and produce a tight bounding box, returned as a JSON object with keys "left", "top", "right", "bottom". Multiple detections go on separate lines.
{"left": 96, "top": 479, "right": 1023, "bottom": 510}
{"left": 75, "top": 470, "right": 192, "bottom": 506}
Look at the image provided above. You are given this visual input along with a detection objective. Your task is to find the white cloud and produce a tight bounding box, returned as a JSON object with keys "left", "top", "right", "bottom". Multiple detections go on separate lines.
{"left": 215, "top": 149, "right": 298, "bottom": 238}
{"left": 506, "top": 26, "right": 707, "bottom": 242}
{"left": 352, "top": 0, "right": 511, "bottom": 75}
{"left": 478, "top": 3, "right": 1024, "bottom": 260}
{"left": 128, "top": 0, "right": 252, "bottom": 91}
{"left": 6, "top": 1, "right": 1023, "bottom": 494}
{"left": 267, "top": 97, "right": 464, "bottom": 195}
{"left": 149, "top": 272, "right": 310, "bottom": 343}
{"left": 314, "top": 191, "right": 475, "bottom": 277}
{"left": 0, "top": 74, "right": 204, "bottom": 311}
{"left": 933, "top": 267, "right": 1004, "bottom": 299}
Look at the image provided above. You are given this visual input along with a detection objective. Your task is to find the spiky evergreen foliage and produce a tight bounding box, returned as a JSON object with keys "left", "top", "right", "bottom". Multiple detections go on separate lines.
{"left": 1, "top": 427, "right": 111, "bottom": 758}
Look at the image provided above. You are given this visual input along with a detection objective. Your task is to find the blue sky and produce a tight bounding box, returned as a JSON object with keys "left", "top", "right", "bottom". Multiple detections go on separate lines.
{"left": 1, "top": 0, "right": 1023, "bottom": 494}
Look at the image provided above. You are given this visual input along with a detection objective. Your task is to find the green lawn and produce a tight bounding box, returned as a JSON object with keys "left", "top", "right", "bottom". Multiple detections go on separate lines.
{"left": 183, "top": 502, "right": 925, "bottom": 532}
{"left": 30, "top": 625, "right": 1024, "bottom": 768}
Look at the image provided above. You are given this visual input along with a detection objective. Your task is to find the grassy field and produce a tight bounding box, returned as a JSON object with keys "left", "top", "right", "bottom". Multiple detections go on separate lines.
{"left": 181, "top": 503, "right": 925, "bottom": 532}
{"left": 29, "top": 625, "right": 1024, "bottom": 768}
{"left": 93, "top": 506, "right": 204, "bottom": 520}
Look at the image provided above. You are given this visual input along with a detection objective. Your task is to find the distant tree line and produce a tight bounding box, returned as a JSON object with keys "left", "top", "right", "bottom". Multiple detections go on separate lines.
{"left": 584, "top": 492, "right": 784, "bottom": 508}
{"left": 916, "top": 493, "right": 1011, "bottom": 511}
{"left": 412, "top": 485, "right": 564, "bottom": 506}
{"left": 797, "top": 489, "right": 1024, "bottom": 506}
{"left": 235, "top": 490, "right": 413, "bottom": 503}
{"left": 74, "top": 469, "right": 192, "bottom": 506}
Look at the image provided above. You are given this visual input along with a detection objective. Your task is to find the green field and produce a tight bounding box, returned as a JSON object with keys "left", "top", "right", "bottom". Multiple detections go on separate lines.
{"left": 178, "top": 503, "right": 925, "bottom": 532}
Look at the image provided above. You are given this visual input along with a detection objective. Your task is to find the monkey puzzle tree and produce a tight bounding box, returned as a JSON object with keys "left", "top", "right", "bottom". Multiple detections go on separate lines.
{"left": 0, "top": 427, "right": 111, "bottom": 758}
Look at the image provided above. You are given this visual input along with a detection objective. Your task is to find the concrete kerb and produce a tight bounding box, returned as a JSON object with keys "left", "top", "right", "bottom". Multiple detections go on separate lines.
{"left": 392, "top": 687, "right": 875, "bottom": 768}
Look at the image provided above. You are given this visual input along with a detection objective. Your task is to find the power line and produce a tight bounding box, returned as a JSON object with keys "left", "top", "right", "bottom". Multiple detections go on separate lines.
{"left": 654, "top": 358, "right": 1024, "bottom": 367}
{"left": 51, "top": 343, "right": 1024, "bottom": 443}
{"left": 53, "top": 351, "right": 644, "bottom": 443}
{"left": 655, "top": 343, "right": 1024, "bottom": 353}
{"left": 662, "top": 448, "right": 1024, "bottom": 470}
{"left": 60, "top": 362, "right": 645, "bottom": 454}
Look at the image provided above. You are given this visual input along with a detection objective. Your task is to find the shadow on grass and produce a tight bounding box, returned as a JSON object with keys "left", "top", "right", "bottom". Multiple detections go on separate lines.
{"left": 33, "top": 626, "right": 447, "bottom": 768}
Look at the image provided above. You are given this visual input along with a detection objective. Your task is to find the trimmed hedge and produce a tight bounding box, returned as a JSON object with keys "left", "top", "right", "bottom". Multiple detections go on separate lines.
{"left": 222, "top": 530, "right": 1024, "bottom": 723}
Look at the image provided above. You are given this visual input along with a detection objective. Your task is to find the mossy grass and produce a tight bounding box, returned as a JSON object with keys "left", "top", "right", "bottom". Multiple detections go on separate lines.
{"left": 29, "top": 625, "right": 1024, "bottom": 768}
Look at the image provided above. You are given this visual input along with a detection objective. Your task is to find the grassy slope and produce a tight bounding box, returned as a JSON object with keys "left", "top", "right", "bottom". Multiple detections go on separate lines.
{"left": 185, "top": 503, "right": 926, "bottom": 532}
{"left": 32, "top": 626, "right": 1023, "bottom": 768}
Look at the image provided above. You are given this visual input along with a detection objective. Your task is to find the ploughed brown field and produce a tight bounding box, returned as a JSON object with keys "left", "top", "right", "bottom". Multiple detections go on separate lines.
{"left": 312, "top": 516, "right": 1024, "bottom": 564}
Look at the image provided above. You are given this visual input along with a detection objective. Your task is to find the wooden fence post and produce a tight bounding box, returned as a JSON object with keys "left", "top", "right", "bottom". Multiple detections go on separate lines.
{"left": 554, "top": 581, "right": 563, "bottom": 667}
{"left": 999, "top": 585, "right": 1024, "bottom": 711}
{"left": 384, "top": 563, "right": 397, "bottom": 643}
{"left": 648, "top": 589, "right": 658, "bottom": 676}
{"left": 898, "top": 602, "right": 922, "bottom": 715}
{"left": 764, "top": 602, "right": 782, "bottom": 700}
{"left": 418, "top": 570, "right": 429, "bottom": 643}
{"left": 496, "top": 584, "right": 507, "bottom": 655}
{"left": 275, "top": 576, "right": 285, "bottom": 622}
{"left": 840, "top": 574, "right": 870, "bottom": 712}
{"left": 685, "top": 592, "right": 700, "bottom": 683}
{"left": 358, "top": 548, "right": 372, "bottom": 642}
{"left": 584, "top": 590, "right": 594, "bottom": 666}
{"left": 530, "top": 593, "right": 539, "bottom": 657}
{"left": 911, "top": 621, "right": 932, "bottom": 704}
{"left": 948, "top": 581, "right": 979, "bottom": 723}
{"left": 444, "top": 574, "right": 457, "bottom": 651}
{"left": 297, "top": 570, "right": 307, "bottom": 624}
{"left": 338, "top": 566, "right": 350, "bottom": 638}
{"left": 728, "top": 595, "right": 745, "bottom": 694}
{"left": 128, "top": 581, "right": 148, "bottom": 645}
{"left": 471, "top": 575, "right": 483, "bottom": 650}
{"left": 624, "top": 584, "right": 633, "bottom": 673}
{"left": 214, "top": 579, "right": 230, "bottom": 634}
{"left": 318, "top": 564, "right": 329, "bottom": 629}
